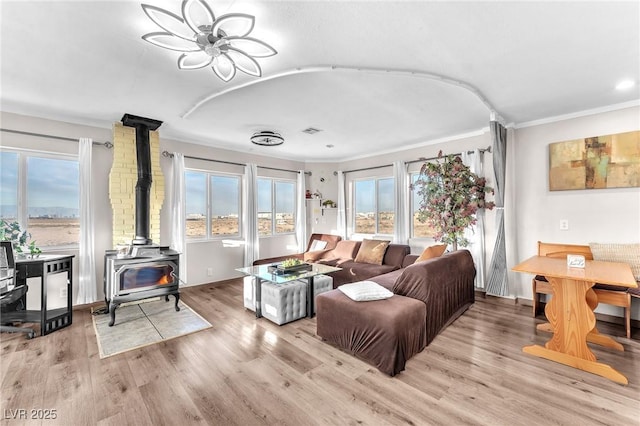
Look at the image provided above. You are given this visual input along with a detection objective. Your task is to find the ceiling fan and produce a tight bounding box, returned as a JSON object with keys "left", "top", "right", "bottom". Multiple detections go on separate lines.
{"left": 141, "top": 0, "right": 277, "bottom": 82}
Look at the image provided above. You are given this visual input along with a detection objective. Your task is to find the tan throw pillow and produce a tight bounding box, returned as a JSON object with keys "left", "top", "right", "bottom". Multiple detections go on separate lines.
{"left": 354, "top": 239, "right": 390, "bottom": 265}
{"left": 416, "top": 244, "right": 447, "bottom": 262}
{"left": 589, "top": 243, "right": 640, "bottom": 281}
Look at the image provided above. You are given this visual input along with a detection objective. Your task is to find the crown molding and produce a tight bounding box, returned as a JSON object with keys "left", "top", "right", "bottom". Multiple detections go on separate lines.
{"left": 513, "top": 100, "right": 640, "bottom": 129}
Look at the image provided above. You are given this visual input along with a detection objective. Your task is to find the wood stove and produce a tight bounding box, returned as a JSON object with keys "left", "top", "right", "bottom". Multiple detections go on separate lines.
{"left": 104, "top": 246, "right": 180, "bottom": 326}
{"left": 103, "top": 114, "right": 180, "bottom": 326}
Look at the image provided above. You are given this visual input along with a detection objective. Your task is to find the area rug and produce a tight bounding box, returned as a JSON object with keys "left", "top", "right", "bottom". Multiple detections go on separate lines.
{"left": 92, "top": 298, "right": 212, "bottom": 358}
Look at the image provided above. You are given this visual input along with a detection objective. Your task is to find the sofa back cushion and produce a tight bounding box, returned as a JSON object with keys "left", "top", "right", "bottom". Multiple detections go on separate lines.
{"left": 316, "top": 240, "right": 361, "bottom": 265}
{"left": 382, "top": 244, "right": 411, "bottom": 268}
{"left": 402, "top": 254, "right": 419, "bottom": 268}
{"left": 305, "top": 233, "right": 342, "bottom": 252}
{"left": 589, "top": 242, "right": 640, "bottom": 281}
{"left": 354, "top": 239, "right": 390, "bottom": 265}
{"left": 392, "top": 250, "right": 476, "bottom": 304}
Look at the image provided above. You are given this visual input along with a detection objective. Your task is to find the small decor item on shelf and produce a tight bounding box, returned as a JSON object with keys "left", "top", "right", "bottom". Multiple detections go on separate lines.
{"left": 0, "top": 220, "right": 41, "bottom": 258}
{"left": 411, "top": 152, "right": 495, "bottom": 251}
{"left": 313, "top": 190, "right": 322, "bottom": 198}
{"left": 322, "top": 199, "right": 337, "bottom": 208}
{"left": 305, "top": 189, "right": 312, "bottom": 199}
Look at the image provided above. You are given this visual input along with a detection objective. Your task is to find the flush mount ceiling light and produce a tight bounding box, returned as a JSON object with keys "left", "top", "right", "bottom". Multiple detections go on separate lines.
{"left": 251, "top": 131, "right": 284, "bottom": 146}
{"left": 141, "top": 0, "right": 277, "bottom": 82}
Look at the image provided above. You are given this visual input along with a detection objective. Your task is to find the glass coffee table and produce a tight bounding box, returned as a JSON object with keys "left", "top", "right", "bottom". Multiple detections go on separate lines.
{"left": 236, "top": 263, "right": 341, "bottom": 319}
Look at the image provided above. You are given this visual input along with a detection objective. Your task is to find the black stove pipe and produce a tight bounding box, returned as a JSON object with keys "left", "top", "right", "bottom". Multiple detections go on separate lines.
{"left": 121, "top": 114, "right": 163, "bottom": 246}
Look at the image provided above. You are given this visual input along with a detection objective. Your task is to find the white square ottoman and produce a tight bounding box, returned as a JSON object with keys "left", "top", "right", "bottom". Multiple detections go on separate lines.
{"left": 310, "top": 275, "right": 333, "bottom": 313}
{"left": 243, "top": 276, "right": 256, "bottom": 311}
{"left": 261, "top": 280, "right": 307, "bottom": 325}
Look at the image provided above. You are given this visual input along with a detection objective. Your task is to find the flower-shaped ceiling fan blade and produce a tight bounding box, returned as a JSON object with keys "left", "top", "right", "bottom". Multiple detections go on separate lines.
{"left": 178, "top": 51, "right": 215, "bottom": 69}
{"left": 143, "top": 33, "right": 202, "bottom": 52}
{"left": 213, "top": 14, "right": 255, "bottom": 38}
{"left": 227, "top": 37, "right": 277, "bottom": 57}
{"left": 182, "top": 0, "right": 215, "bottom": 33}
{"left": 141, "top": 4, "right": 194, "bottom": 41}
{"left": 227, "top": 48, "right": 261, "bottom": 76}
{"left": 213, "top": 54, "right": 236, "bottom": 82}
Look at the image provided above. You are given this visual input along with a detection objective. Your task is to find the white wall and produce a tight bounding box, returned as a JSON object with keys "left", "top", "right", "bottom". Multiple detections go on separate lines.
{"left": 513, "top": 105, "right": 640, "bottom": 319}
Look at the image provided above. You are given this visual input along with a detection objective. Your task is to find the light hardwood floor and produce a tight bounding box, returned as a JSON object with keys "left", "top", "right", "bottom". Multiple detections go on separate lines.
{"left": 2, "top": 279, "right": 639, "bottom": 425}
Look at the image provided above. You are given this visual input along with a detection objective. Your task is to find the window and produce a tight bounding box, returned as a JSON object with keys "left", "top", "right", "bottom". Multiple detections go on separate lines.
{"left": 1, "top": 150, "right": 79, "bottom": 247}
{"left": 411, "top": 173, "right": 436, "bottom": 238}
{"left": 185, "top": 170, "right": 241, "bottom": 239}
{"left": 354, "top": 177, "right": 394, "bottom": 235}
{"left": 185, "top": 172, "right": 206, "bottom": 238}
{"left": 210, "top": 175, "right": 240, "bottom": 236}
{"left": 257, "top": 178, "right": 295, "bottom": 236}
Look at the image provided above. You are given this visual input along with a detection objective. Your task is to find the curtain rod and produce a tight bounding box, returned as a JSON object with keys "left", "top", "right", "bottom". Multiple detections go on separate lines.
{"left": 161, "top": 151, "right": 310, "bottom": 175}
{"left": 1, "top": 128, "right": 113, "bottom": 148}
{"left": 341, "top": 146, "right": 492, "bottom": 174}
{"left": 405, "top": 146, "right": 492, "bottom": 165}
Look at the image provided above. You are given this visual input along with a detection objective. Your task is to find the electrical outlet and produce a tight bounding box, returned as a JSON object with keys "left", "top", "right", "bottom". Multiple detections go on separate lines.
{"left": 60, "top": 287, "right": 67, "bottom": 298}
{"left": 559, "top": 219, "right": 569, "bottom": 231}
{"left": 207, "top": 267, "right": 213, "bottom": 277}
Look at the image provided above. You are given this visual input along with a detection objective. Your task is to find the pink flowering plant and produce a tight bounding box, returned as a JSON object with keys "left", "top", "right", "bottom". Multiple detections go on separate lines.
{"left": 411, "top": 153, "right": 495, "bottom": 250}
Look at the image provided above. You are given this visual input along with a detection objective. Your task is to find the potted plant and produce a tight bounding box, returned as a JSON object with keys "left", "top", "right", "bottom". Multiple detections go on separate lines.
{"left": 412, "top": 152, "right": 495, "bottom": 251}
{"left": 0, "top": 219, "right": 41, "bottom": 258}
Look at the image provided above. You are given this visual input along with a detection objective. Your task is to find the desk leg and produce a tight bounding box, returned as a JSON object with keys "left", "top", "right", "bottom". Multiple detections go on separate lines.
{"left": 527, "top": 277, "right": 629, "bottom": 384}
{"left": 523, "top": 345, "right": 628, "bottom": 385}
{"left": 255, "top": 277, "right": 262, "bottom": 318}
{"left": 536, "top": 323, "right": 624, "bottom": 352}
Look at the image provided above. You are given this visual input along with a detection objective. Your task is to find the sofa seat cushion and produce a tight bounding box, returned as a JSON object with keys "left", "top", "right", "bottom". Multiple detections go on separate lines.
{"left": 593, "top": 283, "right": 631, "bottom": 292}
{"left": 316, "top": 289, "right": 427, "bottom": 376}
{"left": 370, "top": 269, "right": 404, "bottom": 291}
{"left": 329, "top": 261, "right": 397, "bottom": 288}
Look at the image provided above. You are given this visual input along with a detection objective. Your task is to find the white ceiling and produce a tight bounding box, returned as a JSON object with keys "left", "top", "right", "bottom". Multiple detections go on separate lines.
{"left": 1, "top": 1, "right": 639, "bottom": 162}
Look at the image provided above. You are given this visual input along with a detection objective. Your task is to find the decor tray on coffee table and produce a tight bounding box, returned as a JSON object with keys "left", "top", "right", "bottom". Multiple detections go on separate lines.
{"left": 268, "top": 262, "right": 312, "bottom": 275}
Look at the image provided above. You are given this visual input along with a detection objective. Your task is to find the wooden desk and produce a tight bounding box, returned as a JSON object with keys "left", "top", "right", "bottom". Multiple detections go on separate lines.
{"left": 513, "top": 256, "right": 637, "bottom": 385}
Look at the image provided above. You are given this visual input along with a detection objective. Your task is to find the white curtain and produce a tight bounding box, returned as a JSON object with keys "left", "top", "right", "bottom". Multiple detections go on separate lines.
{"left": 244, "top": 163, "right": 259, "bottom": 266}
{"left": 393, "top": 161, "right": 409, "bottom": 244}
{"left": 486, "top": 121, "right": 509, "bottom": 296}
{"left": 462, "top": 149, "right": 487, "bottom": 289}
{"left": 296, "top": 170, "right": 307, "bottom": 252}
{"left": 77, "top": 138, "right": 96, "bottom": 304}
{"left": 170, "top": 153, "right": 187, "bottom": 285}
{"left": 336, "top": 171, "right": 347, "bottom": 240}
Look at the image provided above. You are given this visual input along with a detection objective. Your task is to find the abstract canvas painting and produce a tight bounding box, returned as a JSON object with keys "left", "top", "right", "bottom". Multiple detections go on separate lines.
{"left": 549, "top": 130, "right": 640, "bottom": 191}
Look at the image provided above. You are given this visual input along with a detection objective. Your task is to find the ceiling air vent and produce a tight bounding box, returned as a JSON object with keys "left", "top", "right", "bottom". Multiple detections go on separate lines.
{"left": 302, "top": 127, "right": 322, "bottom": 135}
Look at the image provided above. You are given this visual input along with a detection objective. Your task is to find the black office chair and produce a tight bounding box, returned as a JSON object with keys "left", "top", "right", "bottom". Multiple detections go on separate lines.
{"left": 0, "top": 241, "right": 36, "bottom": 339}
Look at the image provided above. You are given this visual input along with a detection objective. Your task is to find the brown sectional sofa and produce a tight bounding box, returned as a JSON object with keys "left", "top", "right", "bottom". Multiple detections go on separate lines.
{"left": 316, "top": 250, "right": 476, "bottom": 376}
{"left": 305, "top": 240, "right": 411, "bottom": 288}
{"left": 253, "top": 233, "right": 342, "bottom": 266}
